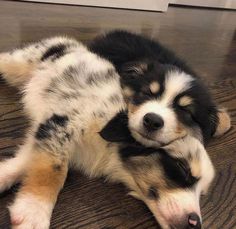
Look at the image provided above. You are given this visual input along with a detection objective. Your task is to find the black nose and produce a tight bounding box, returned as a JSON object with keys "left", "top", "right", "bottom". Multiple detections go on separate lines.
{"left": 143, "top": 113, "right": 164, "bottom": 131}
{"left": 188, "top": 213, "right": 201, "bottom": 229}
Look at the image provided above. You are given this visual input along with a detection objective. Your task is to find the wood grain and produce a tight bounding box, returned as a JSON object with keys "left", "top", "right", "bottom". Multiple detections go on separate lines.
{"left": 0, "top": 1, "right": 235, "bottom": 229}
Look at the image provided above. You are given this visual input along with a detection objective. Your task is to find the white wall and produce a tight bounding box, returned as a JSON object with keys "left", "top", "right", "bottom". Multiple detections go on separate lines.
{"left": 170, "top": 0, "right": 236, "bottom": 9}
{"left": 22, "top": 0, "right": 169, "bottom": 12}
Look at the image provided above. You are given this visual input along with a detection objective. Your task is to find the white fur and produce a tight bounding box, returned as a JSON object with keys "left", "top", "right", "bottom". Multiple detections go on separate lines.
{"left": 164, "top": 136, "right": 215, "bottom": 194}
{"left": 9, "top": 194, "right": 53, "bottom": 229}
{"left": 129, "top": 100, "right": 181, "bottom": 147}
{"left": 163, "top": 71, "right": 193, "bottom": 104}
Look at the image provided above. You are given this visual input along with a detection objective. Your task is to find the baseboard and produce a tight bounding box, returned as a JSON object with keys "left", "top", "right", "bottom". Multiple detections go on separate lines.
{"left": 170, "top": 0, "right": 236, "bottom": 9}
{"left": 21, "top": 0, "right": 169, "bottom": 12}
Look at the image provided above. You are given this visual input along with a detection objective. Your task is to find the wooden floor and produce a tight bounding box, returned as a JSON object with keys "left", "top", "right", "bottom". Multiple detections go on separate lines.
{"left": 0, "top": 1, "right": 236, "bottom": 228}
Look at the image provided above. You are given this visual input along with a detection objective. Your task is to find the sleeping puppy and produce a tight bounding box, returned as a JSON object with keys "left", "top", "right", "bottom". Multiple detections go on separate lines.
{"left": 0, "top": 37, "right": 214, "bottom": 229}
{"left": 90, "top": 30, "right": 231, "bottom": 147}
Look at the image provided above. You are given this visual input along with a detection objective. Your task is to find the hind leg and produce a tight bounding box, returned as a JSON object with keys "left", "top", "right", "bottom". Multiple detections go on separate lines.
{"left": 0, "top": 42, "right": 47, "bottom": 88}
{"left": 0, "top": 36, "right": 79, "bottom": 88}
{"left": 0, "top": 50, "right": 37, "bottom": 87}
{"left": 9, "top": 146, "right": 68, "bottom": 229}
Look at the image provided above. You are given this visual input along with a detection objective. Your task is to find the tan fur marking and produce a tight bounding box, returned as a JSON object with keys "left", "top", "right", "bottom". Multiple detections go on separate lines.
{"left": 150, "top": 82, "right": 160, "bottom": 94}
{"left": 214, "top": 110, "right": 231, "bottom": 137}
{"left": 78, "top": 119, "right": 119, "bottom": 177}
{"left": 175, "top": 122, "right": 187, "bottom": 137}
{"left": 139, "top": 63, "right": 148, "bottom": 72}
{"left": 123, "top": 86, "right": 134, "bottom": 97}
{"left": 190, "top": 159, "right": 201, "bottom": 178}
{"left": 128, "top": 103, "right": 140, "bottom": 114}
{"left": 21, "top": 149, "right": 68, "bottom": 203}
{"left": 125, "top": 155, "right": 167, "bottom": 198}
{"left": 128, "top": 62, "right": 148, "bottom": 75}
{"left": 178, "top": 96, "right": 193, "bottom": 107}
{"left": 0, "top": 57, "right": 35, "bottom": 87}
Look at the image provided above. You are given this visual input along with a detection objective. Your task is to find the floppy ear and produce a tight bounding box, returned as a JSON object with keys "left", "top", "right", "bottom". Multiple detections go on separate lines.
{"left": 213, "top": 109, "right": 231, "bottom": 137}
{"left": 99, "top": 111, "right": 134, "bottom": 143}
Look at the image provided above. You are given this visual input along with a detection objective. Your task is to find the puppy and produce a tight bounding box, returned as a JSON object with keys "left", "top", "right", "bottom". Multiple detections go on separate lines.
{"left": 90, "top": 30, "right": 231, "bottom": 147}
{"left": 0, "top": 37, "right": 214, "bottom": 229}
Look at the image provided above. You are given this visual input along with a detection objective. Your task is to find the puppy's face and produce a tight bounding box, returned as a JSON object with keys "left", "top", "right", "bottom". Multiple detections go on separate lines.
{"left": 120, "top": 61, "right": 230, "bottom": 146}
{"left": 121, "top": 136, "right": 215, "bottom": 229}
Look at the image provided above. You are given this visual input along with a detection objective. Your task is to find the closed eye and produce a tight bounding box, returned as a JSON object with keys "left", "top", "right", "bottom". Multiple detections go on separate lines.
{"left": 160, "top": 151, "right": 199, "bottom": 188}
{"left": 177, "top": 160, "right": 199, "bottom": 186}
{"left": 148, "top": 186, "right": 158, "bottom": 199}
{"left": 176, "top": 105, "right": 197, "bottom": 124}
{"left": 142, "top": 89, "right": 152, "bottom": 97}
{"left": 179, "top": 104, "right": 194, "bottom": 114}
{"left": 179, "top": 105, "right": 202, "bottom": 126}
{"left": 177, "top": 160, "right": 191, "bottom": 179}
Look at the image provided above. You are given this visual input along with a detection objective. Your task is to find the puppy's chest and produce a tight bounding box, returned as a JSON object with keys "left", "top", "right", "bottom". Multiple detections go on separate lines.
{"left": 69, "top": 115, "right": 119, "bottom": 176}
{"left": 61, "top": 87, "right": 125, "bottom": 172}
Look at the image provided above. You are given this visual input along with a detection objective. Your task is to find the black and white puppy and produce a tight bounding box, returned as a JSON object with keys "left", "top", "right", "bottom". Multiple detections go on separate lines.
{"left": 90, "top": 30, "right": 231, "bottom": 147}
{"left": 0, "top": 36, "right": 215, "bottom": 229}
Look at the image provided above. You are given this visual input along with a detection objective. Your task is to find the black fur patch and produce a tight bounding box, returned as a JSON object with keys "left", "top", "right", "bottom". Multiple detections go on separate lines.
{"left": 159, "top": 150, "right": 199, "bottom": 188}
{"left": 99, "top": 111, "right": 135, "bottom": 143}
{"left": 173, "top": 83, "right": 218, "bottom": 142}
{"left": 119, "top": 143, "right": 156, "bottom": 159}
{"left": 121, "top": 62, "right": 168, "bottom": 106}
{"left": 62, "top": 64, "right": 86, "bottom": 83}
{"left": 90, "top": 30, "right": 195, "bottom": 75}
{"left": 50, "top": 114, "right": 68, "bottom": 126}
{"left": 120, "top": 144, "right": 198, "bottom": 189}
{"left": 41, "top": 44, "right": 66, "bottom": 61}
{"left": 35, "top": 114, "right": 69, "bottom": 140}
{"left": 86, "top": 69, "right": 116, "bottom": 86}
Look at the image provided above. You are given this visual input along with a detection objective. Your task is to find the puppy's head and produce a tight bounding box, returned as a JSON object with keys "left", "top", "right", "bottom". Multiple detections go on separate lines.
{"left": 117, "top": 60, "right": 230, "bottom": 146}
{"left": 120, "top": 136, "right": 215, "bottom": 229}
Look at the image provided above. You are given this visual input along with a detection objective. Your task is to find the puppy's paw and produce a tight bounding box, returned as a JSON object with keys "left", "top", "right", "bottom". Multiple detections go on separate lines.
{"left": 9, "top": 194, "right": 52, "bottom": 229}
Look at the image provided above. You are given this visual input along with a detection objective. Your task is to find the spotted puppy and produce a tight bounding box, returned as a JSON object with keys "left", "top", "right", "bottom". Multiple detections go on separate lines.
{"left": 0, "top": 37, "right": 216, "bottom": 229}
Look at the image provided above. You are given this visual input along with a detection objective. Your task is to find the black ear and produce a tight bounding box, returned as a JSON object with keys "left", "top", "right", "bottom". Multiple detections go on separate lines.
{"left": 99, "top": 111, "right": 135, "bottom": 143}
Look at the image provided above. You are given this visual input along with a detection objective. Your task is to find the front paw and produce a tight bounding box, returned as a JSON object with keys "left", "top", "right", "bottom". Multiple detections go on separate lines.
{"left": 9, "top": 194, "right": 53, "bottom": 229}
